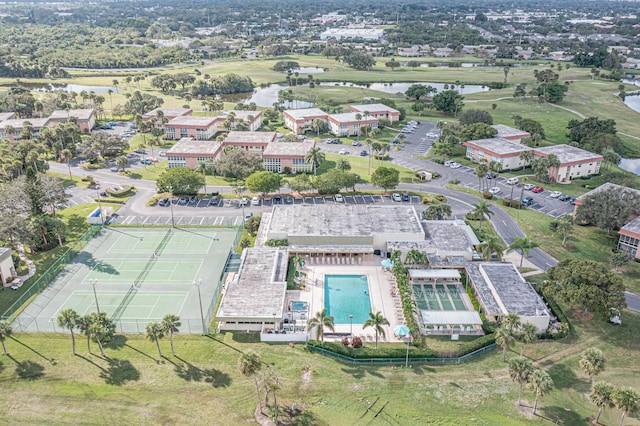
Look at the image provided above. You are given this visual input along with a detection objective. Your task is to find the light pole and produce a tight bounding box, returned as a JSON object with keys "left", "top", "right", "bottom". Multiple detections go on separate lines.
{"left": 90, "top": 279, "right": 100, "bottom": 314}
{"left": 168, "top": 186, "right": 175, "bottom": 228}
{"left": 194, "top": 279, "right": 206, "bottom": 334}
{"left": 96, "top": 188, "right": 104, "bottom": 226}
{"left": 349, "top": 314, "right": 353, "bottom": 339}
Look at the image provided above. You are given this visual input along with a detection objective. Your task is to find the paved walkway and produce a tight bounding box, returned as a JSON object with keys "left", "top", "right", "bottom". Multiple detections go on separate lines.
{"left": 16, "top": 244, "right": 36, "bottom": 281}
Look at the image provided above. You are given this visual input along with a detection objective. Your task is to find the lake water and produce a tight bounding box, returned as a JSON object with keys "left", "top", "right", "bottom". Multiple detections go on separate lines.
{"left": 619, "top": 158, "right": 640, "bottom": 175}
{"left": 2, "top": 82, "right": 116, "bottom": 94}
{"left": 319, "top": 81, "right": 489, "bottom": 95}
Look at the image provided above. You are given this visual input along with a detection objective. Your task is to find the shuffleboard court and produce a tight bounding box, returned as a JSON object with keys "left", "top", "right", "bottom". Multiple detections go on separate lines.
{"left": 14, "top": 227, "right": 241, "bottom": 334}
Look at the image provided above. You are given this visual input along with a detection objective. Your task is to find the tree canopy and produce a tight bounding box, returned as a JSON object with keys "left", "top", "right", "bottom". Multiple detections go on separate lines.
{"left": 460, "top": 123, "right": 497, "bottom": 142}
{"left": 214, "top": 148, "right": 262, "bottom": 183}
{"left": 245, "top": 171, "right": 282, "bottom": 195}
{"left": 544, "top": 259, "right": 626, "bottom": 317}
{"left": 458, "top": 109, "right": 493, "bottom": 126}
{"left": 575, "top": 186, "right": 640, "bottom": 235}
{"left": 432, "top": 90, "right": 464, "bottom": 116}
{"left": 371, "top": 167, "right": 400, "bottom": 191}
{"left": 157, "top": 167, "right": 205, "bottom": 195}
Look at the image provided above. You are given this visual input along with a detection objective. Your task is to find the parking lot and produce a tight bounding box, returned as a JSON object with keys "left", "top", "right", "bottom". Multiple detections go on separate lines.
{"left": 449, "top": 163, "right": 575, "bottom": 218}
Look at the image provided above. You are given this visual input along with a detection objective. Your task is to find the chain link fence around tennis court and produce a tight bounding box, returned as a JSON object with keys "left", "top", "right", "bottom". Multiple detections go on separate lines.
{"left": 1, "top": 226, "right": 103, "bottom": 321}
{"left": 9, "top": 316, "right": 212, "bottom": 334}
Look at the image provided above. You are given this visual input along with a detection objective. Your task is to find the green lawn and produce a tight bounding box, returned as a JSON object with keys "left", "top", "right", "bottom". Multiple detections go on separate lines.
{"left": 1, "top": 306, "right": 639, "bottom": 425}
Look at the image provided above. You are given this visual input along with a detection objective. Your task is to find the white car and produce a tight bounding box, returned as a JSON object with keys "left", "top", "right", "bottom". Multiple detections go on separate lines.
{"left": 159, "top": 150, "right": 167, "bottom": 157}
{"left": 506, "top": 177, "right": 519, "bottom": 185}
{"left": 239, "top": 197, "right": 249, "bottom": 206}
{"left": 523, "top": 183, "right": 535, "bottom": 190}
{"left": 392, "top": 193, "right": 402, "bottom": 202}
{"left": 449, "top": 162, "right": 461, "bottom": 169}
{"left": 489, "top": 187, "right": 502, "bottom": 195}
{"left": 444, "top": 160, "right": 454, "bottom": 167}
{"left": 251, "top": 196, "right": 261, "bottom": 206}
{"left": 339, "top": 149, "right": 349, "bottom": 155}
{"left": 334, "top": 194, "right": 344, "bottom": 202}
{"left": 549, "top": 191, "right": 562, "bottom": 198}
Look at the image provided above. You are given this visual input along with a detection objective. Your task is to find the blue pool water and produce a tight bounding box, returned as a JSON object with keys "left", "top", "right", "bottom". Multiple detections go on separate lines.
{"left": 290, "top": 301, "right": 308, "bottom": 312}
{"left": 324, "top": 275, "right": 371, "bottom": 324}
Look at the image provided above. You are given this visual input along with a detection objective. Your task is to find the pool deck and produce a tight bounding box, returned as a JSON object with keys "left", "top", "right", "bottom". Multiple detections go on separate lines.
{"left": 292, "top": 261, "right": 407, "bottom": 344}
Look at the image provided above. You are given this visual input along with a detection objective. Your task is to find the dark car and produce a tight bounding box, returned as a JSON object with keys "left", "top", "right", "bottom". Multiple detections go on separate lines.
{"left": 558, "top": 194, "right": 571, "bottom": 201}
{"left": 284, "top": 195, "right": 293, "bottom": 204}
{"left": 178, "top": 196, "right": 189, "bottom": 205}
{"left": 158, "top": 198, "right": 170, "bottom": 207}
{"left": 360, "top": 150, "right": 368, "bottom": 156}
{"left": 274, "top": 195, "right": 282, "bottom": 204}
{"left": 570, "top": 197, "right": 577, "bottom": 205}
{"left": 522, "top": 196, "right": 534, "bottom": 206}
{"left": 402, "top": 193, "right": 410, "bottom": 202}
{"left": 486, "top": 172, "right": 498, "bottom": 179}
{"left": 208, "top": 196, "right": 219, "bottom": 206}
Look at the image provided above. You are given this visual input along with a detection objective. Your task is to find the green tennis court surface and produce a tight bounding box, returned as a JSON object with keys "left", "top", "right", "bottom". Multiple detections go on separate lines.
{"left": 14, "top": 227, "right": 241, "bottom": 334}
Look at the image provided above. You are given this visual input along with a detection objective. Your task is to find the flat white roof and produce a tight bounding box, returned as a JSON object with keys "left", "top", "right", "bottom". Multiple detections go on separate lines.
{"left": 464, "top": 138, "right": 530, "bottom": 155}
{"left": 49, "top": 109, "right": 94, "bottom": 120}
{"left": 409, "top": 269, "right": 461, "bottom": 279}
{"left": 491, "top": 124, "right": 531, "bottom": 138}
{"left": 262, "top": 139, "right": 314, "bottom": 156}
{"left": 166, "top": 138, "right": 222, "bottom": 155}
{"left": 284, "top": 108, "right": 328, "bottom": 120}
{"left": 534, "top": 144, "right": 603, "bottom": 164}
{"left": 329, "top": 112, "right": 378, "bottom": 123}
{"left": 166, "top": 116, "right": 218, "bottom": 127}
{"left": 224, "top": 131, "right": 277, "bottom": 143}
{"left": 217, "top": 248, "right": 288, "bottom": 320}
{"left": 350, "top": 104, "right": 399, "bottom": 114}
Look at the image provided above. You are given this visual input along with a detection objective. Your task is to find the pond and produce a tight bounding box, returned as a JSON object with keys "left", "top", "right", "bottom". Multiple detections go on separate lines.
{"left": 624, "top": 94, "right": 640, "bottom": 114}
{"left": 2, "top": 82, "right": 116, "bottom": 94}
{"left": 619, "top": 158, "right": 640, "bottom": 175}
{"left": 319, "top": 81, "right": 489, "bottom": 95}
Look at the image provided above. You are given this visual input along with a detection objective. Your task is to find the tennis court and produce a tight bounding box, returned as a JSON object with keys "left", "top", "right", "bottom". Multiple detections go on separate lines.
{"left": 14, "top": 227, "right": 240, "bottom": 334}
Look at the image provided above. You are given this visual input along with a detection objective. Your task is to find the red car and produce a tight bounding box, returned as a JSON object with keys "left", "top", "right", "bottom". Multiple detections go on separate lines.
{"left": 531, "top": 186, "right": 544, "bottom": 193}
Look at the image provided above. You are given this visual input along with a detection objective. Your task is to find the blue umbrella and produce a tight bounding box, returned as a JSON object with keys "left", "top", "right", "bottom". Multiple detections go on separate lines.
{"left": 393, "top": 324, "right": 410, "bottom": 337}
{"left": 381, "top": 259, "right": 394, "bottom": 268}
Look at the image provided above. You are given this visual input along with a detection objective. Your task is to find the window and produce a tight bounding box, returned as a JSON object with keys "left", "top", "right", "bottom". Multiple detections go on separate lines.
{"left": 293, "top": 158, "right": 312, "bottom": 173}
{"left": 465, "top": 146, "right": 475, "bottom": 159}
{"left": 168, "top": 156, "right": 186, "bottom": 168}
{"left": 165, "top": 128, "right": 176, "bottom": 139}
{"left": 263, "top": 158, "right": 281, "bottom": 172}
{"left": 196, "top": 129, "right": 208, "bottom": 140}
{"left": 180, "top": 128, "right": 188, "bottom": 138}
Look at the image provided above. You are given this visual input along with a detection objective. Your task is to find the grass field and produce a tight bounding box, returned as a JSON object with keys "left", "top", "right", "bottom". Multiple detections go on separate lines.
{"left": 1, "top": 305, "right": 638, "bottom": 425}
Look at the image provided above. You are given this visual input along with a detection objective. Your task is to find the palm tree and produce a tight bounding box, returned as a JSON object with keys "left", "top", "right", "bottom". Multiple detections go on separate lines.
{"left": 197, "top": 160, "right": 213, "bottom": 194}
{"left": 116, "top": 155, "right": 128, "bottom": 172}
{"left": 580, "top": 348, "right": 606, "bottom": 387}
{"left": 591, "top": 382, "right": 615, "bottom": 424}
{"left": 335, "top": 158, "right": 351, "bottom": 171}
{"left": 556, "top": 216, "right": 573, "bottom": 248}
{"left": 145, "top": 321, "right": 165, "bottom": 357}
{"left": 613, "top": 387, "right": 640, "bottom": 426}
{"left": 405, "top": 249, "right": 427, "bottom": 266}
{"left": 60, "top": 148, "right": 73, "bottom": 180}
{"left": 0, "top": 320, "right": 12, "bottom": 355}
{"left": 472, "top": 200, "right": 493, "bottom": 232}
{"left": 307, "top": 308, "right": 335, "bottom": 343}
{"left": 363, "top": 311, "right": 389, "bottom": 349}
{"left": 509, "top": 356, "right": 533, "bottom": 405}
{"left": 495, "top": 324, "right": 516, "bottom": 362}
{"left": 312, "top": 118, "right": 325, "bottom": 137}
{"left": 476, "top": 163, "right": 488, "bottom": 193}
{"left": 478, "top": 234, "right": 505, "bottom": 261}
{"left": 519, "top": 151, "right": 533, "bottom": 170}
{"left": 529, "top": 369, "right": 553, "bottom": 415}
{"left": 304, "top": 147, "right": 325, "bottom": 176}
{"left": 423, "top": 204, "right": 452, "bottom": 220}
{"left": 292, "top": 256, "right": 304, "bottom": 280}
{"left": 161, "top": 314, "right": 181, "bottom": 357}
{"left": 238, "top": 351, "right": 263, "bottom": 413}
{"left": 57, "top": 309, "right": 80, "bottom": 355}
{"left": 78, "top": 314, "right": 93, "bottom": 354}
{"left": 518, "top": 322, "right": 538, "bottom": 356}
{"left": 519, "top": 177, "right": 528, "bottom": 206}
{"left": 509, "top": 237, "right": 538, "bottom": 268}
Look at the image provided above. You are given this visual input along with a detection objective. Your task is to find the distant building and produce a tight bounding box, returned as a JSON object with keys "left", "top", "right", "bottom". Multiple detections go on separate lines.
{"left": 327, "top": 112, "right": 378, "bottom": 137}
{"left": 48, "top": 109, "right": 96, "bottom": 133}
{"left": 319, "top": 28, "right": 385, "bottom": 41}
{"left": 463, "top": 138, "right": 531, "bottom": 170}
{"left": 349, "top": 104, "right": 400, "bottom": 123}
{"left": 166, "top": 138, "right": 223, "bottom": 168}
{"left": 142, "top": 107, "right": 192, "bottom": 122}
{"left": 262, "top": 139, "right": 315, "bottom": 174}
{"left": 215, "top": 110, "right": 263, "bottom": 132}
{"left": 283, "top": 108, "right": 328, "bottom": 134}
{"left": 164, "top": 116, "right": 219, "bottom": 140}
{"left": 0, "top": 248, "right": 17, "bottom": 287}
{"left": 0, "top": 118, "right": 50, "bottom": 140}
{"left": 532, "top": 145, "right": 603, "bottom": 183}
{"left": 397, "top": 45, "right": 431, "bottom": 57}
{"left": 491, "top": 125, "right": 531, "bottom": 143}
{"left": 0, "top": 112, "right": 16, "bottom": 122}
{"left": 223, "top": 131, "right": 277, "bottom": 153}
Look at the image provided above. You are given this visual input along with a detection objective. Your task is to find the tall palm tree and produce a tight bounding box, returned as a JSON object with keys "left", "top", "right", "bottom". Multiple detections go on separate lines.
{"left": 78, "top": 314, "right": 93, "bottom": 354}
{"left": 495, "top": 324, "right": 516, "bottom": 362}
{"left": 556, "top": 216, "right": 573, "bottom": 248}
{"left": 472, "top": 200, "right": 493, "bottom": 232}
{"left": 363, "top": 311, "right": 390, "bottom": 349}
{"left": 478, "top": 235, "right": 505, "bottom": 261}
{"left": 238, "top": 351, "right": 263, "bottom": 413}
{"left": 509, "top": 356, "right": 533, "bottom": 405}
{"left": 60, "top": 148, "right": 73, "bottom": 180}
{"left": 116, "top": 155, "right": 128, "bottom": 172}
{"left": 476, "top": 164, "right": 488, "bottom": 193}
{"left": 307, "top": 308, "right": 335, "bottom": 343}
{"left": 145, "top": 321, "right": 165, "bottom": 357}
{"left": 518, "top": 322, "right": 538, "bottom": 356}
{"left": 57, "top": 308, "right": 80, "bottom": 355}
{"left": 580, "top": 348, "right": 606, "bottom": 388}
{"left": 161, "top": 314, "right": 181, "bottom": 357}
{"left": 304, "top": 147, "right": 325, "bottom": 176}
{"left": 509, "top": 237, "right": 538, "bottom": 268}
{"left": 591, "top": 382, "right": 615, "bottom": 425}
{"left": 312, "top": 118, "right": 324, "bottom": 137}
{"left": 0, "top": 320, "right": 13, "bottom": 355}
{"left": 613, "top": 387, "right": 640, "bottom": 426}
{"left": 519, "top": 151, "right": 533, "bottom": 170}
{"left": 529, "top": 369, "right": 553, "bottom": 415}
{"left": 355, "top": 113, "right": 362, "bottom": 140}
{"left": 197, "top": 160, "right": 213, "bottom": 194}
{"left": 292, "top": 256, "right": 304, "bottom": 280}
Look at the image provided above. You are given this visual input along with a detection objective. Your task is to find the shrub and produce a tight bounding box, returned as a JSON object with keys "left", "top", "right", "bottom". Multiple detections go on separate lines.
{"left": 351, "top": 336, "right": 363, "bottom": 348}
{"left": 435, "top": 194, "right": 447, "bottom": 202}
{"left": 482, "top": 192, "right": 493, "bottom": 199}
{"left": 239, "top": 238, "right": 251, "bottom": 249}
{"left": 106, "top": 185, "right": 134, "bottom": 197}
{"left": 421, "top": 197, "right": 433, "bottom": 204}
{"left": 265, "top": 239, "right": 288, "bottom": 247}
{"left": 449, "top": 179, "right": 460, "bottom": 185}
{"left": 341, "top": 337, "right": 350, "bottom": 346}
{"left": 283, "top": 166, "right": 292, "bottom": 174}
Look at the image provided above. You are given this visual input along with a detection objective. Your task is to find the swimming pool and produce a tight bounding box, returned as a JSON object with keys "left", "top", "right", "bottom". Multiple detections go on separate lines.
{"left": 290, "top": 301, "right": 308, "bottom": 312}
{"left": 324, "top": 275, "right": 371, "bottom": 324}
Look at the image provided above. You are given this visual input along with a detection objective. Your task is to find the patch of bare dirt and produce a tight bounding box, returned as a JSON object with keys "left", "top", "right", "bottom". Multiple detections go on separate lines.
{"left": 572, "top": 310, "right": 594, "bottom": 321}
